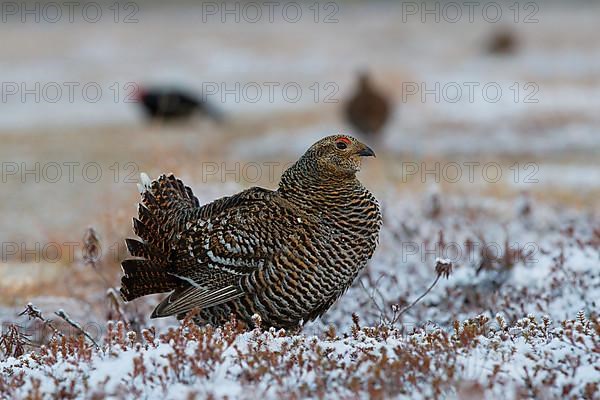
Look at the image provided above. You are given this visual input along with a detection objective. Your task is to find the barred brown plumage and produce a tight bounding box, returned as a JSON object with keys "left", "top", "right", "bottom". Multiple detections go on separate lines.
{"left": 120, "top": 134, "right": 382, "bottom": 330}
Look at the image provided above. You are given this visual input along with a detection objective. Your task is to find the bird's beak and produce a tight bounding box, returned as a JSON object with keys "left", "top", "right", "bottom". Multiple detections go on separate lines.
{"left": 357, "top": 145, "right": 376, "bottom": 158}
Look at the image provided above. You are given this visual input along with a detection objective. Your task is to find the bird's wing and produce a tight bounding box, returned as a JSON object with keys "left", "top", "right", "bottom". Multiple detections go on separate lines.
{"left": 134, "top": 174, "right": 266, "bottom": 255}
{"left": 124, "top": 174, "right": 279, "bottom": 303}
{"left": 150, "top": 284, "right": 243, "bottom": 318}
{"left": 152, "top": 190, "right": 312, "bottom": 318}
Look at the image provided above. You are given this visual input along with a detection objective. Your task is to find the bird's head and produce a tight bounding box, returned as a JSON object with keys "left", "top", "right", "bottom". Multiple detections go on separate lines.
{"left": 132, "top": 84, "right": 147, "bottom": 102}
{"left": 358, "top": 71, "right": 371, "bottom": 87}
{"left": 302, "top": 134, "right": 376, "bottom": 179}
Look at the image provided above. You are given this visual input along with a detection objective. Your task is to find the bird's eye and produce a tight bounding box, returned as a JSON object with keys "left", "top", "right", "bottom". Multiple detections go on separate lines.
{"left": 336, "top": 141, "right": 348, "bottom": 150}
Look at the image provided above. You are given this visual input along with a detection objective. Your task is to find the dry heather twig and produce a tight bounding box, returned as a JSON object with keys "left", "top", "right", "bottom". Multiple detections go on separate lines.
{"left": 390, "top": 258, "right": 453, "bottom": 324}
{"left": 54, "top": 309, "right": 100, "bottom": 349}
{"left": 18, "top": 303, "right": 63, "bottom": 339}
{"left": 18, "top": 302, "right": 100, "bottom": 350}
{"left": 0, "top": 324, "right": 30, "bottom": 359}
{"left": 82, "top": 227, "right": 113, "bottom": 288}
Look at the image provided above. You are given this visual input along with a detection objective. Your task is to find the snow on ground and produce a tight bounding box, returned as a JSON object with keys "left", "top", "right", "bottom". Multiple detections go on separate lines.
{"left": 1, "top": 1, "right": 600, "bottom": 399}
{"left": 1, "top": 190, "right": 598, "bottom": 399}
{"left": 1, "top": 313, "right": 597, "bottom": 399}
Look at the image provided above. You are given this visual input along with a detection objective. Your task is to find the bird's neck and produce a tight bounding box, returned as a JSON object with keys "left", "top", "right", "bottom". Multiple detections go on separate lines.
{"left": 277, "top": 160, "right": 364, "bottom": 210}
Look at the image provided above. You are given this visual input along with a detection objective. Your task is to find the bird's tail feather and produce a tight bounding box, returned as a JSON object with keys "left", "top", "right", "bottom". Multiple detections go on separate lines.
{"left": 120, "top": 173, "right": 200, "bottom": 301}
{"left": 120, "top": 258, "right": 177, "bottom": 300}
{"left": 139, "top": 173, "right": 199, "bottom": 215}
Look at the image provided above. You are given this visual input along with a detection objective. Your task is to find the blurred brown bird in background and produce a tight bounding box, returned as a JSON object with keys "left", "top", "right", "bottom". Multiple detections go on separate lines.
{"left": 120, "top": 135, "right": 382, "bottom": 330}
{"left": 344, "top": 72, "right": 392, "bottom": 137}
{"left": 487, "top": 30, "right": 519, "bottom": 55}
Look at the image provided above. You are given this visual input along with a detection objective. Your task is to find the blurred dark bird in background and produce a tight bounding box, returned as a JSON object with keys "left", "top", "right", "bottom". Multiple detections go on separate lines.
{"left": 487, "top": 30, "right": 519, "bottom": 55}
{"left": 344, "top": 72, "right": 391, "bottom": 137}
{"left": 135, "top": 86, "right": 223, "bottom": 123}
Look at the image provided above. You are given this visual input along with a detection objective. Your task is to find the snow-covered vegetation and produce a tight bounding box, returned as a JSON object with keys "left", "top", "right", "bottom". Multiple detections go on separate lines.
{"left": 1, "top": 1, "right": 599, "bottom": 399}
{"left": 1, "top": 190, "right": 598, "bottom": 399}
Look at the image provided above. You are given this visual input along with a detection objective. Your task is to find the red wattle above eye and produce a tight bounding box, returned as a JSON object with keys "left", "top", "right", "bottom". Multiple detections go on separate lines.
{"left": 337, "top": 137, "right": 351, "bottom": 145}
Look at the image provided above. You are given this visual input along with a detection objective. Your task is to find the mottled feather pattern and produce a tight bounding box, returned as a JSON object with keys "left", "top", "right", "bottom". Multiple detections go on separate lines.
{"left": 120, "top": 135, "right": 382, "bottom": 330}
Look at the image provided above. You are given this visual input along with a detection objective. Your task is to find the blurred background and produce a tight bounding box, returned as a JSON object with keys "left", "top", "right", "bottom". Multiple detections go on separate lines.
{"left": 0, "top": 0, "right": 599, "bottom": 328}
